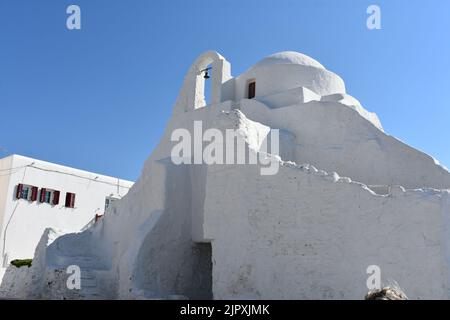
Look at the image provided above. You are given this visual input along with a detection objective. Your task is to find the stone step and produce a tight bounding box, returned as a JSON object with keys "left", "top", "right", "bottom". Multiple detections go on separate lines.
{"left": 57, "top": 262, "right": 96, "bottom": 267}
{"left": 80, "top": 290, "right": 100, "bottom": 297}
{"left": 61, "top": 262, "right": 104, "bottom": 299}
{"left": 81, "top": 278, "right": 97, "bottom": 288}
{"left": 56, "top": 256, "right": 105, "bottom": 269}
{"left": 80, "top": 271, "right": 96, "bottom": 279}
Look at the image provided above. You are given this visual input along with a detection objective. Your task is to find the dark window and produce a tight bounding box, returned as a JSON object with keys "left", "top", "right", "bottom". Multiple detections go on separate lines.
{"left": 248, "top": 81, "right": 256, "bottom": 99}
{"left": 52, "top": 190, "right": 60, "bottom": 205}
{"left": 104, "top": 196, "right": 118, "bottom": 214}
{"left": 65, "top": 192, "right": 75, "bottom": 208}
{"left": 15, "top": 184, "right": 23, "bottom": 199}
{"left": 30, "top": 186, "right": 38, "bottom": 202}
{"left": 39, "top": 188, "right": 47, "bottom": 203}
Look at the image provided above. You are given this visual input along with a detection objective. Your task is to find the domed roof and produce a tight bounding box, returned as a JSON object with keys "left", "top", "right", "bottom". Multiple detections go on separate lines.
{"left": 252, "top": 51, "right": 325, "bottom": 70}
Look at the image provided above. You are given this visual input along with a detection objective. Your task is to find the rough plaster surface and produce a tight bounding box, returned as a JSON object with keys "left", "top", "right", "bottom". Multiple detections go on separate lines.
{"left": 203, "top": 161, "right": 450, "bottom": 299}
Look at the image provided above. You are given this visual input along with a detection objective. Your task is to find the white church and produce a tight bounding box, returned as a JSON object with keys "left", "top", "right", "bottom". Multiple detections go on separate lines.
{"left": 1, "top": 51, "right": 450, "bottom": 299}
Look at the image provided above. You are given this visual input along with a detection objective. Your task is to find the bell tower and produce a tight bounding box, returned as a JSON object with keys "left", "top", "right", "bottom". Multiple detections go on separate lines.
{"left": 176, "top": 51, "right": 231, "bottom": 113}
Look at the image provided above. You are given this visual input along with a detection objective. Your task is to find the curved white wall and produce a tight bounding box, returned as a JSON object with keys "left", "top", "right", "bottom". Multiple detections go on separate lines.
{"left": 240, "top": 99, "right": 450, "bottom": 189}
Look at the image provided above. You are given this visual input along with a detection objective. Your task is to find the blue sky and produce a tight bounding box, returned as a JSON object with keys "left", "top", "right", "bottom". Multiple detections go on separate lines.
{"left": 1, "top": 0, "right": 449, "bottom": 181}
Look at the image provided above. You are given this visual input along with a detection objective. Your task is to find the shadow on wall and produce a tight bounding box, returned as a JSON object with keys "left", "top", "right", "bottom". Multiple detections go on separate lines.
{"left": 132, "top": 162, "right": 212, "bottom": 299}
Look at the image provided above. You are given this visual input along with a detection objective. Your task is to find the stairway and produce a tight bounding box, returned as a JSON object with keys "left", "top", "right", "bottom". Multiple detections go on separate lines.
{"left": 54, "top": 255, "right": 107, "bottom": 300}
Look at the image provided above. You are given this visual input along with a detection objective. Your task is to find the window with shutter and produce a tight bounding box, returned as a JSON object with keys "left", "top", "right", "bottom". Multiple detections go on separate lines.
{"left": 70, "top": 193, "right": 76, "bottom": 208}
{"left": 40, "top": 188, "right": 58, "bottom": 204}
{"left": 45, "top": 191, "right": 52, "bottom": 203}
{"left": 16, "top": 184, "right": 23, "bottom": 199}
{"left": 30, "top": 186, "right": 38, "bottom": 202}
{"left": 16, "top": 184, "right": 33, "bottom": 200}
{"left": 65, "top": 192, "right": 75, "bottom": 208}
{"left": 22, "top": 187, "right": 29, "bottom": 200}
{"left": 39, "top": 188, "right": 46, "bottom": 203}
{"left": 52, "top": 190, "right": 60, "bottom": 205}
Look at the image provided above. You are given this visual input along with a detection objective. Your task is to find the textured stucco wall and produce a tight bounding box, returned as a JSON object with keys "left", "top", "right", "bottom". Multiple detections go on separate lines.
{"left": 95, "top": 101, "right": 235, "bottom": 298}
{"left": 203, "top": 162, "right": 450, "bottom": 299}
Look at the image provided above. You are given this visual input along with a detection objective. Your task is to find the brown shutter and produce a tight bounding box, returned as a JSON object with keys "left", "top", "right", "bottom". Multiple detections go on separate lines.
{"left": 70, "top": 193, "right": 76, "bottom": 208}
{"left": 66, "top": 192, "right": 76, "bottom": 208}
{"left": 16, "top": 184, "right": 23, "bottom": 199}
{"left": 39, "top": 188, "right": 46, "bottom": 203}
{"left": 30, "top": 186, "right": 38, "bottom": 201}
{"left": 65, "top": 193, "right": 70, "bottom": 207}
{"left": 52, "top": 190, "right": 60, "bottom": 205}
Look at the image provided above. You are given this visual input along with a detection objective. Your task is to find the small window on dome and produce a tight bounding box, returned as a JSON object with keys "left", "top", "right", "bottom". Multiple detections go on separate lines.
{"left": 247, "top": 80, "right": 256, "bottom": 99}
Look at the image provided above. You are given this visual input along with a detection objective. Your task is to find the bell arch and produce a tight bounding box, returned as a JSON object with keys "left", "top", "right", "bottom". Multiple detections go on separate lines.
{"left": 185, "top": 51, "right": 231, "bottom": 111}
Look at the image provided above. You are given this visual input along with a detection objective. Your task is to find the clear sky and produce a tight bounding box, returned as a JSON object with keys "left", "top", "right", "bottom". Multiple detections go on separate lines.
{"left": 1, "top": 0, "right": 449, "bottom": 181}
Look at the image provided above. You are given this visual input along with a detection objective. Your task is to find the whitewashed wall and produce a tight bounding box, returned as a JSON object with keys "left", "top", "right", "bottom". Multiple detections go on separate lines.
{"left": 0, "top": 156, "right": 13, "bottom": 250}
{"left": 240, "top": 99, "right": 450, "bottom": 189}
{"left": 0, "top": 155, "right": 133, "bottom": 267}
{"left": 203, "top": 161, "right": 450, "bottom": 299}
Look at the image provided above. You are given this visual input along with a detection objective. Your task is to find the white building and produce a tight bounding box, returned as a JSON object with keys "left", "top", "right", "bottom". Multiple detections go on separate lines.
{"left": 0, "top": 154, "right": 133, "bottom": 270}
{"left": 3, "top": 51, "right": 450, "bottom": 300}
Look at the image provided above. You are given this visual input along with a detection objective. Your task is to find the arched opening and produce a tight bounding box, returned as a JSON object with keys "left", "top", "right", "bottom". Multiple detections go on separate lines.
{"left": 181, "top": 51, "right": 231, "bottom": 112}
{"left": 197, "top": 63, "right": 212, "bottom": 108}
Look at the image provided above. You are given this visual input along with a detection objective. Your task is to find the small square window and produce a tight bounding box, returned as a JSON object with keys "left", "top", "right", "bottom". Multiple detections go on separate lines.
{"left": 104, "top": 196, "right": 118, "bottom": 214}
{"left": 65, "top": 192, "right": 76, "bottom": 208}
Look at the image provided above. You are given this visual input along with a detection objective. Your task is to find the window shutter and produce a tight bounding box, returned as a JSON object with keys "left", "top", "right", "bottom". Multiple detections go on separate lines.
{"left": 66, "top": 193, "right": 76, "bottom": 208}
{"left": 16, "top": 184, "right": 23, "bottom": 199}
{"left": 65, "top": 193, "right": 70, "bottom": 207}
{"left": 52, "top": 190, "right": 60, "bottom": 205}
{"left": 39, "top": 188, "right": 46, "bottom": 203}
{"left": 30, "top": 186, "right": 38, "bottom": 201}
{"left": 70, "top": 193, "right": 76, "bottom": 208}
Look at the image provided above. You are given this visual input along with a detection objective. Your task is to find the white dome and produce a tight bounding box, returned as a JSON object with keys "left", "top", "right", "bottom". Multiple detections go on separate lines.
{"left": 235, "top": 50, "right": 345, "bottom": 97}
{"left": 252, "top": 51, "right": 325, "bottom": 70}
